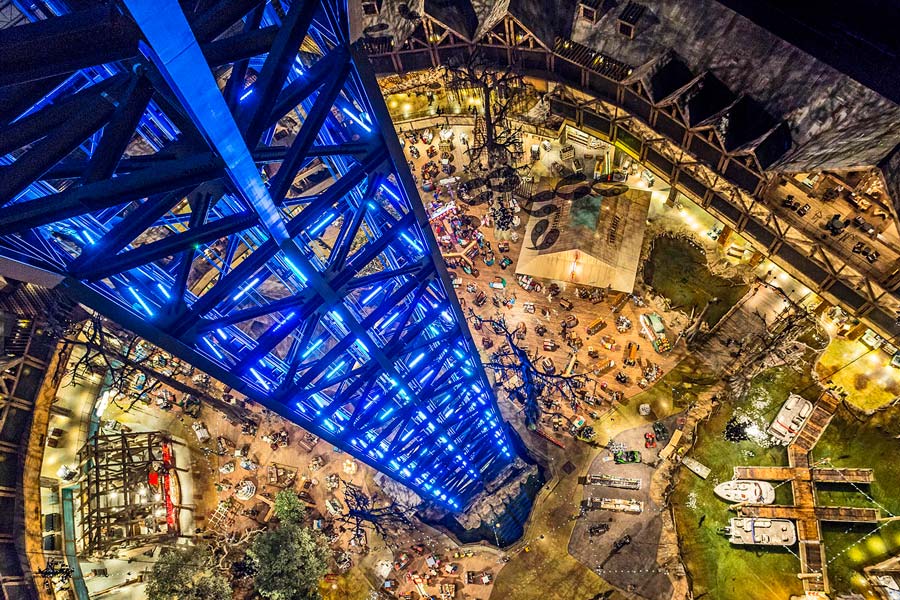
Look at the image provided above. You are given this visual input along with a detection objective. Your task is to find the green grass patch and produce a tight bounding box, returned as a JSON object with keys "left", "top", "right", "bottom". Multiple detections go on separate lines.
{"left": 320, "top": 567, "right": 374, "bottom": 599}
{"left": 816, "top": 337, "right": 900, "bottom": 410}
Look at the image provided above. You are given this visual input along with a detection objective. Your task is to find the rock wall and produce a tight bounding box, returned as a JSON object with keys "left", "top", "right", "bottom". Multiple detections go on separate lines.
{"left": 571, "top": 0, "right": 900, "bottom": 172}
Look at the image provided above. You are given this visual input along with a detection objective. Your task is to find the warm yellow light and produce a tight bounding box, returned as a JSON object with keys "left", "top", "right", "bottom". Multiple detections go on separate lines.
{"left": 847, "top": 546, "right": 866, "bottom": 562}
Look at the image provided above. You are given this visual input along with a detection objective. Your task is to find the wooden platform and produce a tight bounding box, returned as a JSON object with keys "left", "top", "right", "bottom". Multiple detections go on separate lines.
{"left": 810, "top": 467, "right": 874, "bottom": 484}
{"left": 516, "top": 183, "right": 652, "bottom": 293}
{"left": 792, "top": 390, "right": 840, "bottom": 452}
{"left": 799, "top": 541, "right": 827, "bottom": 592}
{"left": 732, "top": 466, "right": 797, "bottom": 481}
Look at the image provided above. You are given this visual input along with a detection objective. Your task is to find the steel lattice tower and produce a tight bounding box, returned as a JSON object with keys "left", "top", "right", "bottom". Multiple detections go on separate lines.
{"left": 0, "top": 0, "right": 515, "bottom": 509}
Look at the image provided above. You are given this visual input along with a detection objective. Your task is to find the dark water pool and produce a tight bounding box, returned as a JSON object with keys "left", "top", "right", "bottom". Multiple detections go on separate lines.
{"left": 643, "top": 235, "right": 748, "bottom": 326}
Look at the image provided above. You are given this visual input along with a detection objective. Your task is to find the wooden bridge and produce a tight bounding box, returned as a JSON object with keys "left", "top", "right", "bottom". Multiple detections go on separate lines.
{"left": 792, "top": 390, "right": 840, "bottom": 452}
{"left": 732, "top": 391, "right": 878, "bottom": 595}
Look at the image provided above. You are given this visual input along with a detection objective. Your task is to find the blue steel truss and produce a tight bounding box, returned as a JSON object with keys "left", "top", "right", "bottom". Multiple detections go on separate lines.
{"left": 0, "top": 0, "right": 515, "bottom": 509}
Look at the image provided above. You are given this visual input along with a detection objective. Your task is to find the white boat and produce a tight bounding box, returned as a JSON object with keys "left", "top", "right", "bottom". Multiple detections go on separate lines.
{"left": 727, "top": 518, "right": 796, "bottom": 546}
{"left": 714, "top": 480, "right": 776, "bottom": 504}
{"left": 768, "top": 393, "right": 813, "bottom": 445}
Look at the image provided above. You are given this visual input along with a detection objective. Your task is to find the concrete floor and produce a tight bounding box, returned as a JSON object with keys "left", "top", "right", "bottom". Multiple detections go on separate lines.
{"left": 766, "top": 177, "right": 899, "bottom": 282}
{"left": 38, "top": 346, "right": 204, "bottom": 600}
{"left": 569, "top": 415, "right": 683, "bottom": 600}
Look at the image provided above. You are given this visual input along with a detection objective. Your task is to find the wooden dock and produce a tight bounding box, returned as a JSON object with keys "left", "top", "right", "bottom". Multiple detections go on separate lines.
{"left": 792, "top": 390, "right": 840, "bottom": 452}
{"left": 732, "top": 391, "right": 877, "bottom": 595}
{"left": 799, "top": 540, "right": 827, "bottom": 593}
{"left": 732, "top": 466, "right": 873, "bottom": 484}
{"left": 811, "top": 467, "right": 874, "bottom": 484}
{"left": 732, "top": 466, "right": 796, "bottom": 481}
{"left": 738, "top": 504, "right": 879, "bottom": 523}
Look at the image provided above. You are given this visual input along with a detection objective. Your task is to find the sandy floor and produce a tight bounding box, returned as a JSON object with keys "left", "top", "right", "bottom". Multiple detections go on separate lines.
{"left": 403, "top": 120, "right": 689, "bottom": 428}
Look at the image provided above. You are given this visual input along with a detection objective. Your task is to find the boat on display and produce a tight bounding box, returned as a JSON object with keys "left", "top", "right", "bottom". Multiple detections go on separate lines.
{"left": 726, "top": 518, "right": 796, "bottom": 546}
{"left": 768, "top": 393, "right": 814, "bottom": 445}
{"left": 714, "top": 480, "right": 776, "bottom": 504}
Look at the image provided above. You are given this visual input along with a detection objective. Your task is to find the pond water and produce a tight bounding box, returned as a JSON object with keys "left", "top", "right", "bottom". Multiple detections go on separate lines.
{"left": 669, "top": 343, "right": 900, "bottom": 600}
{"left": 813, "top": 407, "right": 900, "bottom": 595}
{"left": 643, "top": 235, "right": 748, "bottom": 326}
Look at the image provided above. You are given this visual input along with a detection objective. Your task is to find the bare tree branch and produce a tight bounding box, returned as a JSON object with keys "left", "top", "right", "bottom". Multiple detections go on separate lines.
{"left": 57, "top": 311, "right": 219, "bottom": 415}
{"left": 335, "top": 480, "right": 413, "bottom": 552}
{"left": 443, "top": 50, "right": 528, "bottom": 166}
{"left": 470, "top": 313, "right": 609, "bottom": 438}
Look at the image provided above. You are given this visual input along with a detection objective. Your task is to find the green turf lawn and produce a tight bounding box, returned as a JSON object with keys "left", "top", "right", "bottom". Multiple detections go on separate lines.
{"left": 812, "top": 408, "right": 900, "bottom": 597}
{"left": 640, "top": 356, "right": 719, "bottom": 417}
{"left": 816, "top": 337, "right": 900, "bottom": 410}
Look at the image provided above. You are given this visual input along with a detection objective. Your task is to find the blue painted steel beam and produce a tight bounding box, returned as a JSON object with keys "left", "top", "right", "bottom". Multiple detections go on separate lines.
{"left": 78, "top": 212, "right": 258, "bottom": 280}
{"left": 0, "top": 0, "right": 517, "bottom": 509}
{"left": 0, "top": 152, "right": 224, "bottom": 231}
{"left": 83, "top": 75, "right": 155, "bottom": 183}
{"left": 236, "top": 0, "right": 319, "bottom": 145}
{"left": 222, "top": 7, "right": 265, "bottom": 111}
{"left": 123, "top": 0, "right": 291, "bottom": 245}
